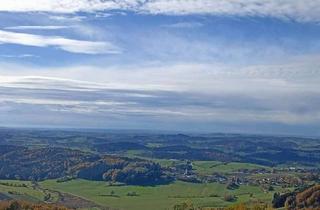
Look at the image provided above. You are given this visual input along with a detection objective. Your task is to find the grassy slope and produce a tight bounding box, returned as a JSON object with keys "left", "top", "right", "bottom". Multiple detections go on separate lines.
{"left": 0, "top": 180, "right": 45, "bottom": 202}
{"left": 41, "top": 179, "right": 274, "bottom": 210}
{"left": 0, "top": 161, "right": 279, "bottom": 210}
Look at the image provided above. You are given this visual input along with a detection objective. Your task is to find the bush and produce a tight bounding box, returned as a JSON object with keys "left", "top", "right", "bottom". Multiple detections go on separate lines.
{"left": 224, "top": 194, "right": 236, "bottom": 202}
{"left": 127, "top": 191, "right": 139, "bottom": 196}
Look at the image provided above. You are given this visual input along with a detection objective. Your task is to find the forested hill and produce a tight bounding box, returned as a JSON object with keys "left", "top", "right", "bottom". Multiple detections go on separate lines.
{"left": 0, "top": 145, "right": 171, "bottom": 185}
{"left": 1, "top": 129, "right": 320, "bottom": 167}
{"left": 273, "top": 184, "right": 320, "bottom": 209}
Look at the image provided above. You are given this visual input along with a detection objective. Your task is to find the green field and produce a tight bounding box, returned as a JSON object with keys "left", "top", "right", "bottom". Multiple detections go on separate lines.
{"left": 0, "top": 161, "right": 285, "bottom": 210}
{"left": 192, "top": 161, "right": 270, "bottom": 175}
{"left": 0, "top": 180, "right": 46, "bottom": 202}
{"left": 40, "top": 179, "right": 274, "bottom": 210}
{"left": 124, "top": 153, "right": 270, "bottom": 174}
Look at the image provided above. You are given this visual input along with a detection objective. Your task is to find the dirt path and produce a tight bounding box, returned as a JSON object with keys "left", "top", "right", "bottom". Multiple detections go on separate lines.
{"left": 32, "top": 182, "right": 110, "bottom": 210}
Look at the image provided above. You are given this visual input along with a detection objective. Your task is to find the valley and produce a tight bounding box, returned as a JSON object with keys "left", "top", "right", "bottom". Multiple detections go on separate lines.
{"left": 0, "top": 128, "right": 320, "bottom": 209}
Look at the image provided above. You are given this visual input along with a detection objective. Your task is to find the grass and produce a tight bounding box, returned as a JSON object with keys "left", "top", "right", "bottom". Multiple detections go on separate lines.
{"left": 0, "top": 180, "right": 46, "bottom": 202}
{"left": 40, "top": 179, "right": 274, "bottom": 210}
{"left": 152, "top": 159, "right": 182, "bottom": 168}
{"left": 0, "top": 161, "right": 278, "bottom": 210}
{"left": 192, "top": 161, "right": 270, "bottom": 175}
{"left": 124, "top": 150, "right": 184, "bottom": 168}
{"left": 121, "top": 155, "right": 270, "bottom": 175}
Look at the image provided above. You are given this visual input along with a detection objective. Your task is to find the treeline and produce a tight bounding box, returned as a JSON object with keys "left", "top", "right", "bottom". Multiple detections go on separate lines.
{"left": 0, "top": 146, "right": 99, "bottom": 180}
{"left": 0, "top": 200, "right": 70, "bottom": 210}
{"left": 76, "top": 156, "right": 172, "bottom": 185}
{"left": 149, "top": 146, "right": 239, "bottom": 162}
{"left": 272, "top": 184, "right": 320, "bottom": 209}
{"left": 0, "top": 145, "right": 170, "bottom": 185}
{"left": 285, "top": 185, "right": 320, "bottom": 209}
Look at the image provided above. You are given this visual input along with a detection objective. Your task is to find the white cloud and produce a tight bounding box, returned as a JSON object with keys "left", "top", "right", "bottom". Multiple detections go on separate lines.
{"left": 48, "top": 15, "right": 87, "bottom": 22}
{"left": 142, "top": 0, "right": 320, "bottom": 22}
{"left": 0, "top": 30, "right": 121, "bottom": 54}
{"left": 0, "top": 0, "right": 320, "bottom": 22}
{"left": 0, "top": 56, "right": 320, "bottom": 127}
{"left": 4, "top": 25, "right": 70, "bottom": 30}
{"left": 0, "top": 0, "right": 120, "bottom": 13}
{"left": 0, "top": 54, "right": 38, "bottom": 58}
{"left": 162, "top": 21, "right": 203, "bottom": 28}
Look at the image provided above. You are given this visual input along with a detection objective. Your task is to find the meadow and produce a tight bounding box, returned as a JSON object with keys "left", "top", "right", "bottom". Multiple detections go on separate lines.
{"left": 40, "top": 179, "right": 274, "bottom": 210}
{"left": 0, "top": 180, "right": 45, "bottom": 202}
{"left": 0, "top": 159, "right": 295, "bottom": 210}
{"left": 192, "top": 161, "right": 270, "bottom": 175}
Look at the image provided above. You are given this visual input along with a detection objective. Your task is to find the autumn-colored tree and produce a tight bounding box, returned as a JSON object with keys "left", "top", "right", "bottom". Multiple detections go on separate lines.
{"left": 0, "top": 200, "right": 70, "bottom": 210}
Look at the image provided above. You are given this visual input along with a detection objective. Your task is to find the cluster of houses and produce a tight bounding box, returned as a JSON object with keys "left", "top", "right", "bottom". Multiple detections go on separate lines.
{"left": 165, "top": 161, "right": 320, "bottom": 191}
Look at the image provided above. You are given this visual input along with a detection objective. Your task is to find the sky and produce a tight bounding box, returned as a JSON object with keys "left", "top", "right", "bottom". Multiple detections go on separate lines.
{"left": 0, "top": 0, "right": 320, "bottom": 136}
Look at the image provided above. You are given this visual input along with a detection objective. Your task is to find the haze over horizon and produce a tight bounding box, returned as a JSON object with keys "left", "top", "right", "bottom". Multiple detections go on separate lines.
{"left": 1, "top": 0, "right": 320, "bottom": 136}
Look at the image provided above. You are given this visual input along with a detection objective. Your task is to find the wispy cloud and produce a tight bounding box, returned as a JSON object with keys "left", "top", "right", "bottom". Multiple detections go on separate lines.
{"left": 0, "top": 0, "right": 320, "bottom": 22}
{"left": 0, "top": 54, "right": 38, "bottom": 58}
{"left": 0, "top": 73, "right": 319, "bottom": 127}
{"left": 1, "top": 57, "right": 320, "bottom": 129}
{"left": 48, "top": 15, "right": 87, "bottom": 22}
{"left": 0, "top": 30, "right": 121, "bottom": 54}
{"left": 162, "top": 22, "right": 203, "bottom": 29}
{"left": 4, "top": 25, "right": 70, "bottom": 30}
{"left": 141, "top": 0, "right": 320, "bottom": 22}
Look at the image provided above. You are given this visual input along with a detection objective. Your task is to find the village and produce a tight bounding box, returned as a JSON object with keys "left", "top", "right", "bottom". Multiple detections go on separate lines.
{"left": 166, "top": 161, "right": 320, "bottom": 192}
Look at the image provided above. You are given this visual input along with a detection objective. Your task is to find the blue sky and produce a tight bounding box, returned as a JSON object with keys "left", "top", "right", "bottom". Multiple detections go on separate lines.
{"left": 0, "top": 0, "right": 320, "bottom": 136}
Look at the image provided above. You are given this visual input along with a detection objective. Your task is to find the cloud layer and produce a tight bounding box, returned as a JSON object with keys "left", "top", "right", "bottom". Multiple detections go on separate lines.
{"left": 0, "top": 0, "right": 320, "bottom": 22}
{"left": 1, "top": 59, "right": 320, "bottom": 132}
{"left": 0, "top": 30, "right": 121, "bottom": 54}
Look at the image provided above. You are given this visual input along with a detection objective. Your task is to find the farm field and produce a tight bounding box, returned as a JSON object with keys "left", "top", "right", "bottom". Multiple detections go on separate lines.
{"left": 192, "top": 161, "right": 270, "bottom": 175}
{"left": 0, "top": 180, "right": 46, "bottom": 202}
{"left": 40, "top": 179, "right": 274, "bottom": 210}
{"left": 0, "top": 160, "right": 283, "bottom": 210}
